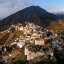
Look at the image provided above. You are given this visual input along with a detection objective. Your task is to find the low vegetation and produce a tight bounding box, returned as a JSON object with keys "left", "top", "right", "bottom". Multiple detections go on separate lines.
{"left": 47, "top": 19, "right": 64, "bottom": 36}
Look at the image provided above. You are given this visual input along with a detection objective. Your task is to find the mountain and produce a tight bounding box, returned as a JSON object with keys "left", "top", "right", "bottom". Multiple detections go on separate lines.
{"left": 0, "top": 6, "right": 57, "bottom": 31}
{"left": 49, "top": 10, "right": 64, "bottom": 19}
{"left": 0, "top": 17, "right": 3, "bottom": 20}
{"left": 55, "top": 13, "right": 64, "bottom": 19}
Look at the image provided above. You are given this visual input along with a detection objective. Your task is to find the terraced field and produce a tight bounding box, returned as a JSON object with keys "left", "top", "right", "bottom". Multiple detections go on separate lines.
{"left": 0, "top": 33, "right": 10, "bottom": 45}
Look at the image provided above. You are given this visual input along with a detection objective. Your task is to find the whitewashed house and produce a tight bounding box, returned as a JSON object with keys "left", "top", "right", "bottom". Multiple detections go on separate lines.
{"left": 1, "top": 56, "right": 8, "bottom": 63}
{"left": 17, "top": 41, "right": 25, "bottom": 48}
{"left": 19, "top": 26, "right": 24, "bottom": 31}
{"left": 24, "top": 47, "right": 45, "bottom": 60}
{"left": 35, "top": 38, "right": 45, "bottom": 46}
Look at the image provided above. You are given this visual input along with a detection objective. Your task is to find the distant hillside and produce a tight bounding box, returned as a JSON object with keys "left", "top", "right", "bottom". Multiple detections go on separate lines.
{"left": 55, "top": 13, "right": 64, "bottom": 19}
{"left": 47, "top": 19, "right": 64, "bottom": 35}
{"left": 0, "top": 6, "right": 57, "bottom": 31}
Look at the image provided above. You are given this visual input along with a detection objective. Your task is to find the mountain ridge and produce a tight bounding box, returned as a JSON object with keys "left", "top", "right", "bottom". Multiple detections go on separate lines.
{"left": 0, "top": 6, "right": 57, "bottom": 31}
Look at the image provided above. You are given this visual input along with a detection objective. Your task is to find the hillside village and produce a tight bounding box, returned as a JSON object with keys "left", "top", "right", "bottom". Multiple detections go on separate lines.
{"left": 0, "top": 22, "right": 64, "bottom": 64}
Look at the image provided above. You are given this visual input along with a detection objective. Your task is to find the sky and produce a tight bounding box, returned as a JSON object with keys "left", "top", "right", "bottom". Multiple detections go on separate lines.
{"left": 0, "top": 0, "right": 64, "bottom": 19}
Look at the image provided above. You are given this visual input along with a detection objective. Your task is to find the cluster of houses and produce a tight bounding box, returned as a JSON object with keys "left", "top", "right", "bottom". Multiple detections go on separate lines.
{"left": 0, "top": 22, "right": 64, "bottom": 63}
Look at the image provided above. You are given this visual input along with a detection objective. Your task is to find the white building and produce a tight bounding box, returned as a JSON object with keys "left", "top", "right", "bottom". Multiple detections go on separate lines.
{"left": 11, "top": 40, "right": 25, "bottom": 48}
{"left": 35, "top": 39, "right": 45, "bottom": 46}
{"left": 19, "top": 26, "right": 24, "bottom": 31}
{"left": 17, "top": 42, "right": 25, "bottom": 48}
{"left": 24, "top": 47, "right": 45, "bottom": 60}
{"left": 1, "top": 56, "right": 8, "bottom": 63}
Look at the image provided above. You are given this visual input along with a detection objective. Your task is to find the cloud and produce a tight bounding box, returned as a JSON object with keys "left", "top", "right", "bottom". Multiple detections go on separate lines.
{"left": 0, "top": 0, "right": 32, "bottom": 18}
{"left": 49, "top": 9, "right": 64, "bottom": 13}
